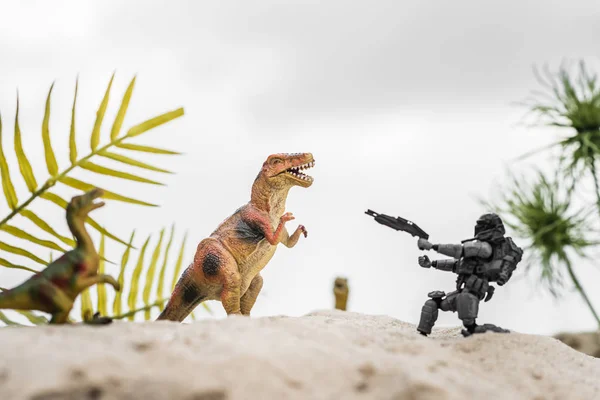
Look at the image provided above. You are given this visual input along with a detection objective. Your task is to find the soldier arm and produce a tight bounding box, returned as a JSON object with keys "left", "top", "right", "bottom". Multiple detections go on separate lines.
{"left": 431, "top": 259, "right": 457, "bottom": 272}
{"left": 431, "top": 241, "right": 492, "bottom": 258}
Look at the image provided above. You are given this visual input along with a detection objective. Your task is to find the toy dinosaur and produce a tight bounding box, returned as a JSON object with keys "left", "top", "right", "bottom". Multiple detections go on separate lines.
{"left": 333, "top": 277, "right": 349, "bottom": 311}
{"left": 158, "top": 153, "right": 315, "bottom": 321}
{"left": 0, "top": 188, "right": 120, "bottom": 324}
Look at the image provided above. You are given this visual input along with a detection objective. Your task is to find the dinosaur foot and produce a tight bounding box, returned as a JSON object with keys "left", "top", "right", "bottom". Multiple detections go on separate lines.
{"left": 83, "top": 312, "right": 113, "bottom": 326}
{"left": 461, "top": 323, "right": 510, "bottom": 338}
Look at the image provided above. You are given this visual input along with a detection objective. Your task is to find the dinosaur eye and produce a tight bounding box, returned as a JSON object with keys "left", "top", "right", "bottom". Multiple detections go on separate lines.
{"left": 271, "top": 159, "right": 282, "bottom": 165}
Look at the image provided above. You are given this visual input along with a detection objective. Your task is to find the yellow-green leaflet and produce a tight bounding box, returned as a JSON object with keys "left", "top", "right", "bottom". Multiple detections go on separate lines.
{"left": 16, "top": 311, "right": 48, "bottom": 325}
{"left": 79, "top": 160, "right": 164, "bottom": 185}
{"left": 14, "top": 96, "right": 37, "bottom": 192}
{"left": 112, "top": 298, "right": 167, "bottom": 321}
{"left": 90, "top": 73, "right": 114, "bottom": 151}
{"left": 58, "top": 176, "right": 158, "bottom": 207}
{"left": 0, "top": 241, "right": 47, "bottom": 266}
{"left": 127, "top": 235, "right": 151, "bottom": 321}
{"left": 170, "top": 232, "right": 188, "bottom": 292}
{"left": 69, "top": 78, "right": 79, "bottom": 164}
{"left": 0, "top": 114, "right": 18, "bottom": 209}
{"left": 115, "top": 142, "right": 182, "bottom": 155}
{"left": 126, "top": 108, "right": 184, "bottom": 138}
{"left": 0, "top": 311, "right": 21, "bottom": 326}
{"left": 111, "top": 77, "right": 135, "bottom": 140}
{"left": 19, "top": 209, "right": 76, "bottom": 248}
{"left": 143, "top": 229, "right": 164, "bottom": 320}
{"left": 156, "top": 225, "right": 175, "bottom": 301}
{"left": 42, "top": 83, "right": 58, "bottom": 175}
{"left": 98, "top": 151, "right": 173, "bottom": 174}
{"left": 0, "top": 257, "right": 37, "bottom": 273}
{"left": 113, "top": 231, "right": 135, "bottom": 316}
{"left": 80, "top": 286, "right": 93, "bottom": 321}
{"left": 97, "top": 233, "right": 107, "bottom": 316}
{"left": 0, "top": 224, "right": 65, "bottom": 252}
{"left": 201, "top": 302, "right": 213, "bottom": 314}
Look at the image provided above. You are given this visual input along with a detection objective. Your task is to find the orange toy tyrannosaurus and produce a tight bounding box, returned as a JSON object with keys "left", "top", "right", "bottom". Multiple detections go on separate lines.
{"left": 158, "top": 153, "right": 315, "bottom": 321}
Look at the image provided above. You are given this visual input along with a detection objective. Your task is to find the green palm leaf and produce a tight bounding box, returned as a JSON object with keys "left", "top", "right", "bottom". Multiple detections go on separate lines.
{"left": 90, "top": 73, "right": 114, "bottom": 151}
{"left": 156, "top": 224, "right": 175, "bottom": 302}
{"left": 80, "top": 286, "right": 94, "bottom": 322}
{"left": 142, "top": 229, "right": 164, "bottom": 320}
{"left": 96, "top": 233, "right": 107, "bottom": 316}
{"left": 113, "top": 231, "right": 135, "bottom": 316}
{"left": 0, "top": 242, "right": 47, "bottom": 266}
{"left": 19, "top": 209, "right": 76, "bottom": 248}
{"left": 0, "top": 257, "right": 36, "bottom": 273}
{"left": 125, "top": 108, "right": 184, "bottom": 138}
{"left": 69, "top": 78, "right": 79, "bottom": 164}
{"left": 0, "top": 75, "right": 183, "bottom": 278}
{"left": 170, "top": 232, "right": 188, "bottom": 293}
{"left": 127, "top": 235, "right": 151, "bottom": 320}
{"left": 111, "top": 77, "right": 135, "bottom": 140}
{"left": 79, "top": 160, "right": 164, "bottom": 185}
{"left": 42, "top": 83, "right": 58, "bottom": 176}
{"left": 58, "top": 176, "right": 158, "bottom": 207}
{"left": 115, "top": 143, "right": 182, "bottom": 155}
{"left": 0, "top": 311, "right": 22, "bottom": 326}
{"left": 99, "top": 151, "right": 173, "bottom": 174}
{"left": 14, "top": 95, "right": 38, "bottom": 192}
{"left": 0, "top": 224, "right": 65, "bottom": 252}
{"left": 112, "top": 298, "right": 167, "bottom": 321}
{"left": 17, "top": 311, "right": 48, "bottom": 325}
{"left": 0, "top": 114, "right": 18, "bottom": 209}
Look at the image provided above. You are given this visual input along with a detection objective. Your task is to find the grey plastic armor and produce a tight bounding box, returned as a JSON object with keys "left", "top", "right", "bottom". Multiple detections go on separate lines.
{"left": 433, "top": 243, "right": 463, "bottom": 258}
{"left": 433, "top": 259, "right": 456, "bottom": 271}
{"left": 463, "top": 241, "right": 493, "bottom": 258}
{"left": 415, "top": 213, "right": 523, "bottom": 337}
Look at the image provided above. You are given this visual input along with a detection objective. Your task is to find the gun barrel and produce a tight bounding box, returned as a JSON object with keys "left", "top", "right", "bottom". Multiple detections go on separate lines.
{"left": 365, "top": 209, "right": 429, "bottom": 239}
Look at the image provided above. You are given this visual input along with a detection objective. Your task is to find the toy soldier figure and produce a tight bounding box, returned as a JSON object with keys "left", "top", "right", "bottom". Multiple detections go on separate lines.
{"left": 415, "top": 213, "right": 523, "bottom": 337}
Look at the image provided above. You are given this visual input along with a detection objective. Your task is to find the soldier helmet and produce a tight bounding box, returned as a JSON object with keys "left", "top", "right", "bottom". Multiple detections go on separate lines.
{"left": 474, "top": 213, "right": 505, "bottom": 242}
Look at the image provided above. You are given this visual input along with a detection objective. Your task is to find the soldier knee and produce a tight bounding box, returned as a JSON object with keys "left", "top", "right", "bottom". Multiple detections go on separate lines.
{"left": 456, "top": 292, "right": 479, "bottom": 322}
{"left": 422, "top": 299, "right": 439, "bottom": 317}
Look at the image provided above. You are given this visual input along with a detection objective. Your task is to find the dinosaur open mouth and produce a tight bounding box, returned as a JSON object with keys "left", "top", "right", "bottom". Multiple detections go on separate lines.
{"left": 285, "top": 161, "right": 315, "bottom": 182}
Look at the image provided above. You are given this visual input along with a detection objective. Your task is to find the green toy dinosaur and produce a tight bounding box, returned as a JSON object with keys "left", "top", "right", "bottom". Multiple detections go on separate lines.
{"left": 158, "top": 153, "right": 315, "bottom": 321}
{"left": 0, "top": 188, "right": 120, "bottom": 324}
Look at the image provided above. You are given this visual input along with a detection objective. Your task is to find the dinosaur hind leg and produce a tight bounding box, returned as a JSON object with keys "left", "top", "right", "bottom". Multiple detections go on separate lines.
{"left": 40, "top": 284, "right": 75, "bottom": 324}
{"left": 240, "top": 274, "right": 263, "bottom": 316}
{"left": 157, "top": 267, "right": 206, "bottom": 322}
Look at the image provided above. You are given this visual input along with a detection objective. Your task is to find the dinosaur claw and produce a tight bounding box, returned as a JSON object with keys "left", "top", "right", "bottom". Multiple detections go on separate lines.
{"left": 299, "top": 225, "right": 308, "bottom": 238}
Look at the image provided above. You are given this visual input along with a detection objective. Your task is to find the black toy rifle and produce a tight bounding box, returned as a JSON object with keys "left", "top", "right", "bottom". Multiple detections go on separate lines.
{"left": 365, "top": 209, "right": 429, "bottom": 240}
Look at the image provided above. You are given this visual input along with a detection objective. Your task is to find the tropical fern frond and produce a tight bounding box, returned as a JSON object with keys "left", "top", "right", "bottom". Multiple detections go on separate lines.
{"left": 142, "top": 229, "right": 164, "bottom": 320}
{"left": 156, "top": 224, "right": 175, "bottom": 302}
{"left": 0, "top": 311, "right": 22, "bottom": 326}
{"left": 80, "top": 286, "right": 94, "bottom": 322}
{"left": 104, "top": 227, "right": 202, "bottom": 322}
{"left": 170, "top": 232, "right": 188, "bottom": 293}
{"left": 127, "top": 235, "right": 151, "bottom": 321}
{"left": 113, "top": 231, "right": 135, "bottom": 316}
{"left": 0, "top": 74, "right": 183, "bottom": 275}
{"left": 96, "top": 233, "right": 107, "bottom": 316}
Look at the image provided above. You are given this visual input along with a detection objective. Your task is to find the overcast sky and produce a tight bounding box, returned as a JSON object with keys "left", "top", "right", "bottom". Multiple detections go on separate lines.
{"left": 0, "top": 0, "right": 599, "bottom": 335}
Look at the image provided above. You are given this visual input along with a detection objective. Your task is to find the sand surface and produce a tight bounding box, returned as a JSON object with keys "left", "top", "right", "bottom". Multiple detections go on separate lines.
{"left": 0, "top": 310, "right": 598, "bottom": 400}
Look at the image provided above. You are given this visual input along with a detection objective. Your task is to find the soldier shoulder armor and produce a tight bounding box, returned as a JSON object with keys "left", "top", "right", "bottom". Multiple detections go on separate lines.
{"left": 463, "top": 240, "right": 493, "bottom": 258}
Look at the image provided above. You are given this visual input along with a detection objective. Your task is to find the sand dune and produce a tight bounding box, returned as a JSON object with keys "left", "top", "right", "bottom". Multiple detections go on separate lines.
{"left": 0, "top": 310, "right": 598, "bottom": 400}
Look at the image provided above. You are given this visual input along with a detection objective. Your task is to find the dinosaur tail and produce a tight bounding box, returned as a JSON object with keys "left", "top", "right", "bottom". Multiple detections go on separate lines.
{"left": 157, "top": 266, "right": 206, "bottom": 322}
{"left": 0, "top": 288, "right": 29, "bottom": 310}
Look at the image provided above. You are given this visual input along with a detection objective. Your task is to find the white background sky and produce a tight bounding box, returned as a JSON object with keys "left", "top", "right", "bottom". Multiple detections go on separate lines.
{"left": 0, "top": 0, "right": 599, "bottom": 335}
